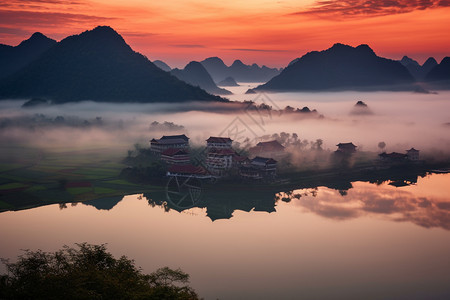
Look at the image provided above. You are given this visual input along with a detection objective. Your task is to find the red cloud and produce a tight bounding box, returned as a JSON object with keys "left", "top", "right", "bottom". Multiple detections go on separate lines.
{"left": 292, "top": 0, "right": 450, "bottom": 18}
{"left": 0, "top": 9, "right": 115, "bottom": 27}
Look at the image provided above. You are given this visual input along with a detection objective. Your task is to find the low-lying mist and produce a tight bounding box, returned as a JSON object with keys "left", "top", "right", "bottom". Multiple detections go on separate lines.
{"left": 0, "top": 88, "right": 449, "bottom": 162}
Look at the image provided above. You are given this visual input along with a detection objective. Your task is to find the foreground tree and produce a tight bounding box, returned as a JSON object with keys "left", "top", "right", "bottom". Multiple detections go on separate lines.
{"left": 0, "top": 243, "right": 199, "bottom": 300}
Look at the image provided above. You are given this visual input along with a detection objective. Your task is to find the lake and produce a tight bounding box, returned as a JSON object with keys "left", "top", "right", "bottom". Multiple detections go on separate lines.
{"left": 1, "top": 173, "right": 449, "bottom": 299}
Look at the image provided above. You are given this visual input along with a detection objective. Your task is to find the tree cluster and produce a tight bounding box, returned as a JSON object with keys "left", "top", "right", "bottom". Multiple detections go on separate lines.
{"left": 0, "top": 243, "right": 199, "bottom": 300}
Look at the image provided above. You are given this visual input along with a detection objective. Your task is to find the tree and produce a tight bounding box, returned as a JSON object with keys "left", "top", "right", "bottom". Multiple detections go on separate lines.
{"left": 378, "top": 141, "right": 386, "bottom": 152}
{"left": 1, "top": 243, "right": 200, "bottom": 300}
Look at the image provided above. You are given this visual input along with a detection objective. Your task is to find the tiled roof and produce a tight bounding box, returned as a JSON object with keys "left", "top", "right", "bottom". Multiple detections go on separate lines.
{"left": 207, "top": 136, "right": 232, "bottom": 143}
{"left": 152, "top": 138, "right": 188, "bottom": 145}
{"left": 252, "top": 156, "right": 277, "bottom": 164}
{"left": 161, "top": 148, "right": 188, "bottom": 156}
{"left": 233, "top": 155, "right": 249, "bottom": 162}
{"left": 255, "top": 140, "right": 284, "bottom": 150}
{"left": 160, "top": 134, "right": 189, "bottom": 141}
{"left": 337, "top": 143, "right": 356, "bottom": 148}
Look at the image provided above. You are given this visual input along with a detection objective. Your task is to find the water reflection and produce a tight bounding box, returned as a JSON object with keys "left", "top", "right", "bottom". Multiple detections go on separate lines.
{"left": 100, "top": 173, "right": 448, "bottom": 230}
{"left": 144, "top": 186, "right": 277, "bottom": 222}
{"left": 3, "top": 169, "right": 449, "bottom": 230}
{"left": 276, "top": 174, "right": 450, "bottom": 230}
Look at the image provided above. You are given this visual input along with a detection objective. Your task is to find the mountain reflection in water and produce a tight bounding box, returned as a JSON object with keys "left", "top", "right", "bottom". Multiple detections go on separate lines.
{"left": 80, "top": 173, "right": 450, "bottom": 230}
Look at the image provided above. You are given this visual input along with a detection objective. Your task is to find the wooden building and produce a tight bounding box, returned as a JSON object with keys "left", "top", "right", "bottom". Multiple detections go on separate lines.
{"left": 150, "top": 134, "right": 189, "bottom": 153}
{"left": 160, "top": 148, "right": 190, "bottom": 165}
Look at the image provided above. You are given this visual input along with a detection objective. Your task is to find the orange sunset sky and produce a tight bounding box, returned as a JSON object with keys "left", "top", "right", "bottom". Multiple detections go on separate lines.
{"left": 0, "top": 0, "right": 449, "bottom": 68}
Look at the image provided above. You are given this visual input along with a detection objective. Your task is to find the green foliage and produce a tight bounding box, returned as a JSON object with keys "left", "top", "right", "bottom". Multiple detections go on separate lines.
{"left": 0, "top": 243, "right": 199, "bottom": 300}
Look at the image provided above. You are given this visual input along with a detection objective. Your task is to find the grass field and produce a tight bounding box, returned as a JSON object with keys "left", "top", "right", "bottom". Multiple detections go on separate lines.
{"left": 0, "top": 145, "right": 163, "bottom": 212}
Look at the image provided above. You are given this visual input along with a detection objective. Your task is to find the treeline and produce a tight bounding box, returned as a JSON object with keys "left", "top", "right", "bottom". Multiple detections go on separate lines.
{"left": 0, "top": 243, "right": 200, "bottom": 300}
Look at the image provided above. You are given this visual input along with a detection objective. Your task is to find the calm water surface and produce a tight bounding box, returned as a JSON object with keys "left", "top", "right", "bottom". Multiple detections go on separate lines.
{"left": 1, "top": 173, "right": 450, "bottom": 299}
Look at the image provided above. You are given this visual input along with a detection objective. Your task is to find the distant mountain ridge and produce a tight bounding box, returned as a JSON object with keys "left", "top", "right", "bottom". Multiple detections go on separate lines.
{"left": 399, "top": 56, "right": 437, "bottom": 80}
{"left": 170, "top": 61, "right": 232, "bottom": 95}
{"left": 217, "top": 77, "right": 239, "bottom": 86}
{"left": 200, "top": 57, "right": 280, "bottom": 83}
{"left": 153, "top": 60, "right": 171, "bottom": 72}
{"left": 0, "top": 32, "right": 56, "bottom": 79}
{"left": 425, "top": 57, "right": 450, "bottom": 88}
{"left": 250, "top": 43, "right": 416, "bottom": 92}
{"left": 0, "top": 26, "right": 222, "bottom": 103}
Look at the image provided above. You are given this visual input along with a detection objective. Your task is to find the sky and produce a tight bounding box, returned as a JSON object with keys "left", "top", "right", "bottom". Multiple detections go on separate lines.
{"left": 0, "top": 0, "right": 449, "bottom": 68}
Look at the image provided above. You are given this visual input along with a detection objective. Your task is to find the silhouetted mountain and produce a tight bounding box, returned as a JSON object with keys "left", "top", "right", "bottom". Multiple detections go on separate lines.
{"left": 0, "top": 26, "right": 223, "bottom": 103}
{"left": 153, "top": 60, "right": 171, "bottom": 72}
{"left": 400, "top": 56, "right": 420, "bottom": 68}
{"left": 21, "top": 97, "right": 50, "bottom": 108}
{"left": 425, "top": 57, "right": 450, "bottom": 83}
{"left": 200, "top": 57, "right": 229, "bottom": 82}
{"left": 422, "top": 57, "right": 438, "bottom": 76}
{"left": 82, "top": 196, "right": 123, "bottom": 210}
{"left": 200, "top": 57, "right": 280, "bottom": 83}
{"left": 217, "top": 76, "right": 239, "bottom": 86}
{"left": 288, "top": 57, "right": 300, "bottom": 66}
{"left": 170, "top": 61, "right": 232, "bottom": 95}
{"left": 250, "top": 43, "right": 416, "bottom": 92}
{"left": 399, "top": 56, "right": 437, "bottom": 80}
{"left": 0, "top": 32, "right": 56, "bottom": 79}
{"left": 350, "top": 100, "right": 373, "bottom": 115}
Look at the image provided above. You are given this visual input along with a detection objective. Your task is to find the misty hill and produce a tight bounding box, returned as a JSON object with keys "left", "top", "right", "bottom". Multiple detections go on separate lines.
{"left": 425, "top": 57, "right": 450, "bottom": 84}
{"left": 200, "top": 57, "right": 280, "bottom": 83}
{"left": 350, "top": 100, "right": 373, "bottom": 115}
{"left": 170, "top": 61, "right": 232, "bottom": 95}
{"left": 153, "top": 60, "right": 171, "bottom": 72}
{"left": 250, "top": 43, "right": 416, "bottom": 92}
{"left": 0, "top": 32, "right": 56, "bottom": 79}
{"left": 400, "top": 56, "right": 437, "bottom": 80}
{"left": 217, "top": 76, "right": 239, "bottom": 86}
{"left": 0, "top": 26, "right": 222, "bottom": 103}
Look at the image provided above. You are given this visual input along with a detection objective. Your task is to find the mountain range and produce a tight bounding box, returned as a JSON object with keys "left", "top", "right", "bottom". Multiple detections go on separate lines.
{"left": 0, "top": 32, "right": 56, "bottom": 79}
{"left": 217, "top": 77, "right": 239, "bottom": 87}
{"left": 425, "top": 57, "right": 450, "bottom": 83}
{"left": 200, "top": 57, "right": 281, "bottom": 83}
{"left": 170, "top": 62, "right": 232, "bottom": 95}
{"left": 0, "top": 26, "right": 222, "bottom": 103}
{"left": 153, "top": 60, "right": 171, "bottom": 72}
{"left": 249, "top": 43, "right": 417, "bottom": 92}
{"left": 399, "top": 56, "right": 438, "bottom": 80}
{"left": 1, "top": 27, "right": 449, "bottom": 102}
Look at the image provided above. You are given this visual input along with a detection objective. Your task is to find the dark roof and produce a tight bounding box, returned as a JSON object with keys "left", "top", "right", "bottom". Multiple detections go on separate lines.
{"left": 406, "top": 148, "right": 419, "bottom": 152}
{"left": 168, "top": 164, "right": 207, "bottom": 175}
{"left": 207, "top": 136, "right": 232, "bottom": 143}
{"left": 379, "top": 152, "right": 407, "bottom": 159}
{"left": 252, "top": 156, "right": 277, "bottom": 164}
{"left": 337, "top": 142, "right": 356, "bottom": 148}
{"left": 161, "top": 148, "right": 188, "bottom": 156}
{"left": 160, "top": 134, "right": 189, "bottom": 141}
{"left": 256, "top": 140, "right": 284, "bottom": 150}
{"left": 152, "top": 138, "right": 188, "bottom": 145}
{"left": 208, "top": 148, "right": 235, "bottom": 155}
{"left": 233, "top": 155, "right": 249, "bottom": 162}
{"left": 240, "top": 165, "right": 261, "bottom": 172}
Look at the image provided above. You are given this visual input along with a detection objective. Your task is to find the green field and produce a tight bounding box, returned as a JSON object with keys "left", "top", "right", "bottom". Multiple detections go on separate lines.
{"left": 0, "top": 145, "right": 163, "bottom": 212}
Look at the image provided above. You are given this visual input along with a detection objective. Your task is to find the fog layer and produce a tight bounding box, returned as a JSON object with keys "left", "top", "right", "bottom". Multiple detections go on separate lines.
{"left": 0, "top": 86, "right": 449, "bottom": 157}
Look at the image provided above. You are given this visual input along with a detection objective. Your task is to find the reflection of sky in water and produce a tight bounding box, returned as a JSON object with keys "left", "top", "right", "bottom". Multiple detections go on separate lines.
{"left": 277, "top": 174, "right": 450, "bottom": 230}
{"left": 1, "top": 174, "right": 450, "bottom": 299}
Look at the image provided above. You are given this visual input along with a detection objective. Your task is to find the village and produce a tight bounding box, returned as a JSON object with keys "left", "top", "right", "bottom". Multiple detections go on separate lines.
{"left": 148, "top": 133, "right": 421, "bottom": 181}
